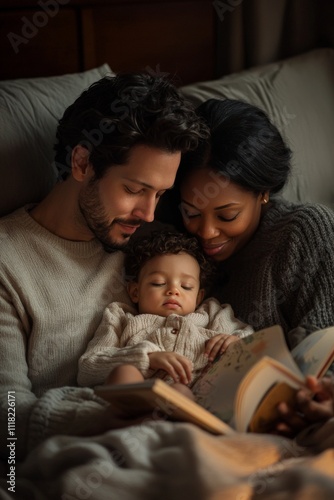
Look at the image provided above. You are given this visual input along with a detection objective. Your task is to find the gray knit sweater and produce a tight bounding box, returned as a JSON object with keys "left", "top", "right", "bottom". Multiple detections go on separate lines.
{"left": 213, "top": 199, "right": 334, "bottom": 347}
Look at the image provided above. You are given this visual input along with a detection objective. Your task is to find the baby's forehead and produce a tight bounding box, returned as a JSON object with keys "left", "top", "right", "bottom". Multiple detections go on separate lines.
{"left": 146, "top": 252, "right": 199, "bottom": 266}
{"left": 140, "top": 252, "right": 201, "bottom": 277}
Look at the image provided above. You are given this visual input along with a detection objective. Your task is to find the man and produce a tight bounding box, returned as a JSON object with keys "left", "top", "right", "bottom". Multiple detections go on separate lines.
{"left": 0, "top": 72, "right": 208, "bottom": 459}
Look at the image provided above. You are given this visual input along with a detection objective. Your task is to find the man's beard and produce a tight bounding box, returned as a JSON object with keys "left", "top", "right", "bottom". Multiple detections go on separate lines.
{"left": 78, "top": 179, "right": 142, "bottom": 251}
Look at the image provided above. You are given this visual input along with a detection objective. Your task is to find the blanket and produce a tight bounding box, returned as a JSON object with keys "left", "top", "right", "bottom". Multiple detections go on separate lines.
{"left": 1, "top": 419, "right": 334, "bottom": 500}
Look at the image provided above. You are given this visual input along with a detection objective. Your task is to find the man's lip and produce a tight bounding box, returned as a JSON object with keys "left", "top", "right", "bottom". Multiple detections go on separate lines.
{"left": 116, "top": 222, "right": 141, "bottom": 234}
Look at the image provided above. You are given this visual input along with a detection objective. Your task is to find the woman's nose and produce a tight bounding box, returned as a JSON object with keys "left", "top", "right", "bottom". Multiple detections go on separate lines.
{"left": 196, "top": 220, "right": 220, "bottom": 240}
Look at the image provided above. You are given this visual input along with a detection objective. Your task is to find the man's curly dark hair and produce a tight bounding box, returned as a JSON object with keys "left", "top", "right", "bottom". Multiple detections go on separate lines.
{"left": 54, "top": 71, "right": 209, "bottom": 179}
{"left": 124, "top": 230, "right": 215, "bottom": 289}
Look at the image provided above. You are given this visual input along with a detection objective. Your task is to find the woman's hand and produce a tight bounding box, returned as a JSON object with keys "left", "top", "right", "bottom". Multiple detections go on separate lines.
{"left": 295, "top": 375, "right": 334, "bottom": 421}
{"left": 273, "top": 375, "right": 334, "bottom": 437}
{"left": 148, "top": 351, "right": 193, "bottom": 384}
{"left": 205, "top": 334, "right": 240, "bottom": 362}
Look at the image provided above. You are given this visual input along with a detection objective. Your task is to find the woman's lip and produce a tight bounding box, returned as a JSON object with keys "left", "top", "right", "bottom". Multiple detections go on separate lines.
{"left": 202, "top": 241, "right": 230, "bottom": 256}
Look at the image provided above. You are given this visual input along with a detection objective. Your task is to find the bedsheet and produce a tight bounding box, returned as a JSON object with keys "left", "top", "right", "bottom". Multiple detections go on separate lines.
{"left": 1, "top": 419, "right": 334, "bottom": 500}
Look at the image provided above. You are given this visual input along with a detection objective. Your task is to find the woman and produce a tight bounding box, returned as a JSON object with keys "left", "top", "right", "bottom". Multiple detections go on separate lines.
{"left": 158, "top": 98, "right": 334, "bottom": 348}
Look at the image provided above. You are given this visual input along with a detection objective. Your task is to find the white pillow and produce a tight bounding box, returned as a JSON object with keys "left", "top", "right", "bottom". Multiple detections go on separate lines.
{"left": 0, "top": 64, "right": 114, "bottom": 216}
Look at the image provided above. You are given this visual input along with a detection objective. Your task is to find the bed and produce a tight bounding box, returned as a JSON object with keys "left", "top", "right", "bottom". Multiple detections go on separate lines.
{"left": 1, "top": 1, "right": 334, "bottom": 498}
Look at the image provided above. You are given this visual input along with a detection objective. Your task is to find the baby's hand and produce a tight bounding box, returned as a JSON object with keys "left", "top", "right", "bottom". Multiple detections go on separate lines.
{"left": 148, "top": 351, "right": 193, "bottom": 384}
{"left": 205, "top": 334, "right": 240, "bottom": 362}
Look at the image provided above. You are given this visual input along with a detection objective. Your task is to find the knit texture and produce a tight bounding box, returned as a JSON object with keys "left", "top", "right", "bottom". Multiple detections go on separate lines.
{"left": 78, "top": 298, "right": 254, "bottom": 387}
{"left": 0, "top": 207, "right": 131, "bottom": 458}
{"left": 214, "top": 198, "right": 334, "bottom": 347}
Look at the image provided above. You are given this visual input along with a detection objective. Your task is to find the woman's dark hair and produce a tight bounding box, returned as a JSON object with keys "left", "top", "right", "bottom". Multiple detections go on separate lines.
{"left": 54, "top": 72, "right": 209, "bottom": 179}
{"left": 124, "top": 230, "right": 215, "bottom": 289}
{"left": 156, "top": 98, "right": 292, "bottom": 227}
{"left": 182, "top": 98, "right": 292, "bottom": 194}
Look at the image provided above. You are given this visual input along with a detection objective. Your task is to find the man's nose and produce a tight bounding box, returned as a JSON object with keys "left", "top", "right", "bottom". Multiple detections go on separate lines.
{"left": 132, "top": 197, "right": 156, "bottom": 223}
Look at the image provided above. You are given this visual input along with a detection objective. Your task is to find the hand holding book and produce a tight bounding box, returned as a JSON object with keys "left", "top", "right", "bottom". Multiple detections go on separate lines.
{"left": 297, "top": 375, "right": 334, "bottom": 421}
{"left": 274, "top": 375, "right": 334, "bottom": 437}
{"left": 96, "top": 325, "right": 334, "bottom": 436}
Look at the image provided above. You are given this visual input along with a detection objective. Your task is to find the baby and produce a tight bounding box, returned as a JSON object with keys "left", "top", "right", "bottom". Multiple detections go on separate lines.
{"left": 78, "top": 231, "right": 254, "bottom": 391}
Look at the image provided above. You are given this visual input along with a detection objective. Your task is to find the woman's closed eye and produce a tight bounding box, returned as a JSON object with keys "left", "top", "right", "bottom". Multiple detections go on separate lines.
{"left": 218, "top": 213, "right": 240, "bottom": 222}
{"left": 184, "top": 211, "right": 239, "bottom": 222}
{"left": 183, "top": 210, "right": 200, "bottom": 219}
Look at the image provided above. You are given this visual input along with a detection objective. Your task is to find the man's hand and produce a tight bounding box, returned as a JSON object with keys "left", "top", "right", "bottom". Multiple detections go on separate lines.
{"left": 148, "top": 351, "right": 193, "bottom": 384}
{"left": 205, "top": 334, "right": 240, "bottom": 362}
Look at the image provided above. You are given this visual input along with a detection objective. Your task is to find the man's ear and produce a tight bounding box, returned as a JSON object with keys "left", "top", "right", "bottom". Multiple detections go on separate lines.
{"left": 127, "top": 282, "right": 139, "bottom": 303}
{"left": 71, "top": 145, "right": 92, "bottom": 181}
{"left": 196, "top": 288, "right": 205, "bottom": 306}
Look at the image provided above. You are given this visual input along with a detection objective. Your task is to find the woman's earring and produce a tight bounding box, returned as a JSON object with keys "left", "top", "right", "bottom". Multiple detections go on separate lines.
{"left": 262, "top": 197, "right": 269, "bottom": 204}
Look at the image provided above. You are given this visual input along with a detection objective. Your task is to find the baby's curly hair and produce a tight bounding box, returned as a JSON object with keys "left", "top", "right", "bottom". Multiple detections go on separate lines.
{"left": 124, "top": 230, "right": 215, "bottom": 289}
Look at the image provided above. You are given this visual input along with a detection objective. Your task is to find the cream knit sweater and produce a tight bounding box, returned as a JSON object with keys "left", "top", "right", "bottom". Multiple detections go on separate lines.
{"left": 0, "top": 207, "right": 131, "bottom": 459}
{"left": 78, "top": 298, "right": 254, "bottom": 387}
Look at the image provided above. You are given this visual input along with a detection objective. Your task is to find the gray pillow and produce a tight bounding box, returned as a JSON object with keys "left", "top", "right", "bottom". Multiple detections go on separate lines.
{"left": 181, "top": 48, "right": 334, "bottom": 208}
{"left": 0, "top": 64, "right": 114, "bottom": 217}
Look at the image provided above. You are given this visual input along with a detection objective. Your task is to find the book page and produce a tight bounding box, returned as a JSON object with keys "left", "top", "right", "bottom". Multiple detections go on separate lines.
{"left": 248, "top": 382, "right": 299, "bottom": 433}
{"left": 192, "top": 325, "right": 301, "bottom": 423}
{"left": 291, "top": 326, "right": 334, "bottom": 377}
{"left": 234, "top": 357, "right": 305, "bottom": 432}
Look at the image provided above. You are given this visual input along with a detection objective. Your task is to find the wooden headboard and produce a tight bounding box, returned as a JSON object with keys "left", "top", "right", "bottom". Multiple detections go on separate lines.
{"left": 0, "top": 0, "right": 217, "bottom": 85}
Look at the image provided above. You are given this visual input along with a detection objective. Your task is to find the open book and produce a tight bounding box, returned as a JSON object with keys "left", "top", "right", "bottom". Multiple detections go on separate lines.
{"left": 95, "top": 324, "right": 334, "bottom": 435}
